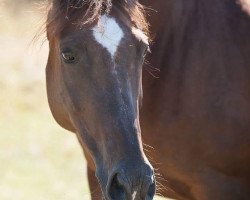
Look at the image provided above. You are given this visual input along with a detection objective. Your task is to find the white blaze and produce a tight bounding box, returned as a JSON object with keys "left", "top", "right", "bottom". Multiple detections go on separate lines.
{"left": 92, "top": 15, "right": 124, "bottom": 59}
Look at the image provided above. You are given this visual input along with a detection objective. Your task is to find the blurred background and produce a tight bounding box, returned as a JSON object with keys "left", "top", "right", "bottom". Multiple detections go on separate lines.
{"left": 0, "top": 0, "right": 166, "bottom": 199}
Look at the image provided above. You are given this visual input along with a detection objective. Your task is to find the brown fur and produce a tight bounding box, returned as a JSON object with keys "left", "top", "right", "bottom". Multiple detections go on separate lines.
{"left": 140, "top": 0, "right": 250, "bottom": 199}
{"left": 45, "top": 0, "right": 250, "bottom": 199}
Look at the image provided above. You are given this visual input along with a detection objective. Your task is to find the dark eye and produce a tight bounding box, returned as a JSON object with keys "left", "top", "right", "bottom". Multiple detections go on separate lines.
{"left": 61, "top": 51, "right": 78, "bottom": 63}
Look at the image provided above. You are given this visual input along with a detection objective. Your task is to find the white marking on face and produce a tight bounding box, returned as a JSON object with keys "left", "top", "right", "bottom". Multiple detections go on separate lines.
{"left": 132, "top": 27, "right": 149, "bottom": 45}
{"left": 92, "top": 15, "right": 124, "bottom": 59}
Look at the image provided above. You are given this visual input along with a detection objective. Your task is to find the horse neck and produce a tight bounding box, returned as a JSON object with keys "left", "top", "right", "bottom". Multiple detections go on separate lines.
{"left": 142, "top": 0, "right": 250, "bottom": 71}
{"left": 141, "top": 0, "right": 248, "bottom": 32}
{"left": 141, "top": 0, "right": 250, "bottom": 109}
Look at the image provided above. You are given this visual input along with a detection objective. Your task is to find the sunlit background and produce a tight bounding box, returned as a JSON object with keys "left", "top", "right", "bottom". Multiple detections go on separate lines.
{"left": 0, "top": 0, "right": 167, "bottom": 199}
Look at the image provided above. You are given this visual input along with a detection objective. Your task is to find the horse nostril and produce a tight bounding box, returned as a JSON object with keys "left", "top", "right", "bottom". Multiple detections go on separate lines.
{"left": 107, "top": 166, "right": 155, "bottom": 200}
{"left": 108, "top": 174, "right": 127, "bottom": 200}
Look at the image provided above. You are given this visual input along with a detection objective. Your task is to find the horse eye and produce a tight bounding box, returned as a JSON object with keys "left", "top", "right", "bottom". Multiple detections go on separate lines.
{"left": 61, "top": 51, "right": 78, "bottom": 63}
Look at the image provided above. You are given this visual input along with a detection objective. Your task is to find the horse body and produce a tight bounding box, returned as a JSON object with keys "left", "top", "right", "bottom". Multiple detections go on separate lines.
{"left": 140, "top": 0, "right": 250, "bottom": 199}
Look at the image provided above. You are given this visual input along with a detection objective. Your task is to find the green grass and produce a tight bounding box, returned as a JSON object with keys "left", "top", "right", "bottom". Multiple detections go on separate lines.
{"left": 0, "top": 2, "right": 168, "bottom": 200}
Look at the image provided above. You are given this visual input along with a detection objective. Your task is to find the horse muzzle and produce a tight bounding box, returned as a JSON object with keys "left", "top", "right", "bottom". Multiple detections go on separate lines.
{"left": 99, "top": 161, "right": 155, "bottom": 200}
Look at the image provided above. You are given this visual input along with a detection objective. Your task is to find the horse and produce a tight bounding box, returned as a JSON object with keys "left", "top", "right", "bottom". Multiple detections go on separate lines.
{"left": 139, "top": 0, "right": 250, "bottom": 199}
{"left": 45, "top": 0, "right": 155, "bottom": 200}
{"left": 45, "top": 0, "right": 250, "bottom": 200}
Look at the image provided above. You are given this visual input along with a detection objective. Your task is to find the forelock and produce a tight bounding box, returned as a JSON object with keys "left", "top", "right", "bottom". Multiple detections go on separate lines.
{"left": 46, "top": 0, "right": 149, "bottom": 38}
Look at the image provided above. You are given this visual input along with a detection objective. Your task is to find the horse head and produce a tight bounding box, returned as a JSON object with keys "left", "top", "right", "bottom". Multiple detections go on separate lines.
{"left": 45, "top": 0, "right": 155, "bottom": 199}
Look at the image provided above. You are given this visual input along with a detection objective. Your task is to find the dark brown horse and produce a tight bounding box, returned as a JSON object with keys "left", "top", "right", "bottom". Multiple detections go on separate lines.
{"left": 45, "top": 0, "right": 250, "bottom": 199}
